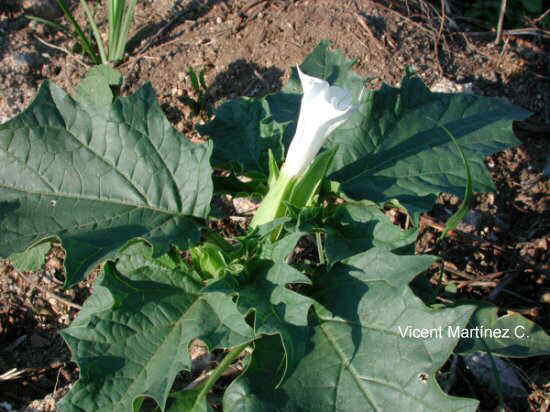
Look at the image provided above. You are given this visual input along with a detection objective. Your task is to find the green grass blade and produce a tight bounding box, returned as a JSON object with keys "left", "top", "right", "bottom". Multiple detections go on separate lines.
{"left": 112, "top": 0, "right": 138, "bottom": 61}
{"left": 433, "top": 121, "right": 474, "bottom": 240}
{"left": 54, "top": 0, "right": 99, "bottom": 64}
{"left": 25, "top": 15, "right": 70, "bottom": 33}
{"left": 80, "top": 0, "right": 107, "bottom": 64}
{"left": 199, "top": 69, "right": 208, "bottom": 90}
{"left": 187, "top": 67, "right": 201, "bottom": 92}
{"left": 107, "top": 0, "right": 116, "bottom": 55}
{"left": 109, "top": 0, "right": 125, "bottom": 59}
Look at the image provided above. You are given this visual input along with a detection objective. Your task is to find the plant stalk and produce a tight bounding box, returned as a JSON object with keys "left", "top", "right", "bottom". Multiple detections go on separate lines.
{"left": 315, "top": 231, "right": 325, "bottom": 265}
{"left": 195, "top": 342, "right": 248, "bottom": 400}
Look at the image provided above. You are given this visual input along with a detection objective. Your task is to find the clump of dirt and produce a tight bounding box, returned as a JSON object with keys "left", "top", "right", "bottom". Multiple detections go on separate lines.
{"left": 0, "top": 0, "right": 548, "bottom": 410}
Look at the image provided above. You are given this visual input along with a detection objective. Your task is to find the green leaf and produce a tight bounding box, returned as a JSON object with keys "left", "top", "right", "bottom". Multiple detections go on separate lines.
{"left": 286, "top": 40, "right": 365, "bottom": 102}
{"left": 455, "top": 305, "right": 550, "bottom": 357}
{"left": 426, "top": 120, "right": 473, "bottom": 240}
{"left": 259, "top": 230, "right": 305, "bottom": 263}
{"left": 328, "top": 70, "right": 530, "bottom": 222}
{"left": 8, "top": 238, "right": 54, "bottom": 271}
{"left": 288, "top": 147, "right": 337, "bottom": 208}
{"left": 223, "top": 334, "right": 286, "bottom": 412}
{"left": 75, "top": 65, "right": 123, "bottom": 107}
{"left": 325, "top": 202, "right": 418, "bottom": 265}
{"left": 0, "top": 81, "right": 213, "bottom": 286}
{"left": 205, "top": 261, "right": 313, "bottom": 385}
{"left": 197, "top": 93, "right": 298, "bottom": 177}
{"left": 59, "top": 241, "right": 253, "bottom": 412}
{"left": 267, "top": 149, "right": 280, "bottom": 189}
{"left": 167, "top": 389, "right": 212, "bottom": 412}
{"left": 225, "top": 248, "right": 479, "bottom": 411}
{"left": 190, "top": 242, "right": 227, "bottom": 279}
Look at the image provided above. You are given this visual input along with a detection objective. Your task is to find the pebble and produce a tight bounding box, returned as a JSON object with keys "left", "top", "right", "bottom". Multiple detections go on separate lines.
{"left": 430, "top": 77, "right": 473, "bottom": 94}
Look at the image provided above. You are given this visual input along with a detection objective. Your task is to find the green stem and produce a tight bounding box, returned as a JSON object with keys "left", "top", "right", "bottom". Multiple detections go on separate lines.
{"left": 315, "top": 231, "right": 325, "bottom": 265}
{"left": 196, "top": 342, "right": 248, "bottom": 400}
{"left": 250, "top": 172, "right": 296, "bottom": 229}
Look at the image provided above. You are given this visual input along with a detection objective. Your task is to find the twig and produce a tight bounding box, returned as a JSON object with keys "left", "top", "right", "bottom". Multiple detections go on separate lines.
{"left": 483, "top": 269, "right": 518, "bottom": 280}
{"left": 434, "top": 0, "right": 446, "bottom": 76}
{"left": 184, "top": 363, "right": 242, "bottom": 391}
{"left": 460, "top": 28, "right": 550, "bottom": 38}
{"left": 495, "top": 0, "right": 508, "bottom": 44}
{"left": 455, "top": 280, "right": 498, "bottom": 288}
{"left": 0, "top": 368, "right": 25, "bottom": 382}
{"left": 34, "top": 35, "right": 90, "bottom": 69}
{"left": 16, "top": 270, "right": 82, "bottom": 310}
{"left": 442, "top": 263, "right": 477, "bottom": 280}
{"left": 533, "top": 7, "right": 550, "bottom": 24}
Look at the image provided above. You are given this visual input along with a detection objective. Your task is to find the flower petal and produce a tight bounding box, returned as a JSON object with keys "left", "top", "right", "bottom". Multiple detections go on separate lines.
{"left": 297, "top": 66, "right": 329, "bottom": 97}
{"left": 282, "top": 69, "right": 354, "bottom": 178}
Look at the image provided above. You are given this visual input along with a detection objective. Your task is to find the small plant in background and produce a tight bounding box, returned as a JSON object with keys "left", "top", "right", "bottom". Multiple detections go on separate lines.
{"left": 181, "top": 66, "right": 211, "bottom": 118}
{"left": 27, "top": 0, "right": 138, "bottom": 65}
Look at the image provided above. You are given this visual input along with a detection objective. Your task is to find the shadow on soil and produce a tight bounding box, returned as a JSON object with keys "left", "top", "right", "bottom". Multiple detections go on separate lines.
{"left": 207, "top": 58, "right": 284, "bottom": 101}
{"left": 172, "top": 58, "right": 285, "bottom": 121}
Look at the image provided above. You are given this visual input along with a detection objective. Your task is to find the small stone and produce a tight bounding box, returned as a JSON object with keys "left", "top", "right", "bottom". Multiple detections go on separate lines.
{"left": 216, "top": 16, "right": 222, "bottom": 24}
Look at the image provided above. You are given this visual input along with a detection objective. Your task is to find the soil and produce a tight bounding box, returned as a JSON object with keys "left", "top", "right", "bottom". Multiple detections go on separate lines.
{"left": 0, "top": 0, "right": 549, "bottom": 411}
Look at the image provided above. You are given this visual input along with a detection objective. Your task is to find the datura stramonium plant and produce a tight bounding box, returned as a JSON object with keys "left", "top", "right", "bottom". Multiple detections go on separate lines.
{"left": 250, "top": 67, "right": 354, "bottom": 229}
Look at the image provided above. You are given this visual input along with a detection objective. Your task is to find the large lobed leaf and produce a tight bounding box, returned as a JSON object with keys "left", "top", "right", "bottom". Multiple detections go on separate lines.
{"left": 198, "top": 41, "right": 529, "bottom": 222}
{"left": 327, "top": 72, "right": 529, "bottom": 222}
{"left": 455, "top": 305, "right": 550, "bottom": 357}
{"left": 59, "top": 241, "right": 253, "bottom": 411}
{"left": 205, "top": 255, "right": 313, "bottom": 385}
{"left": 0, "top": 81, "right": 213, "bottom": 285}
{"left": 225, "top": 248, "right": 479, "bottom": 411}
{"left": 196, "top": 93, "right": 298, "bottom": 177}
{"left": 324, "top": 201, "right": 418, "bottom": 266}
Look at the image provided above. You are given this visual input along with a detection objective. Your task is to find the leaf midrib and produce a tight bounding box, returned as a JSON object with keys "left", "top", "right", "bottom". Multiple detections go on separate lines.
{"left": 317, "top": 318, "right": 463, "bottom": 412}
{"left": 9, "top": 121, "right": 153, "bottom": 206}
{"left": 0, "top": 181, "right": 184, "bottom": 216}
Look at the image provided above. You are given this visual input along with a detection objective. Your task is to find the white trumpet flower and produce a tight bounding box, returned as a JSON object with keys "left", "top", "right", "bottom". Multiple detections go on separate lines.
{"left": 282, "top": 67, "right": 354, "bottom": 177}
{"left": 251, "top": 67, "right": 354, "bottom": 230}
